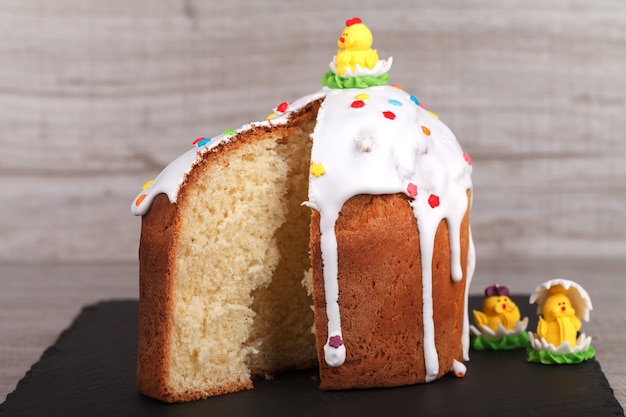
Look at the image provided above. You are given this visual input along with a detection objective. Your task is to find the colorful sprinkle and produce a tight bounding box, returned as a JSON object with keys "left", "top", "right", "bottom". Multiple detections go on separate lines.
{"left": 428, "top": 110, "right": 439, "bottom": 119}
{"left": 463, "top": 152, "right": 473, "bottom": 165}
{"left": 355, "top": 93, "right": 370, "bottom": 100}
{"left": 197, "top": 138, "right": 211, "bottom": 147}
{"left": 391, "top": 84, "right": 403, "bottom": 90}
{"left": 351, "top": 100, "right": 366, "bottom": 108}
{"left": 407, "top": 183, "right": 418, "bottom": 197}
{"left": 388, "top": 99, "right": 402, "bottom": 106}
{"left": 142, "top": 180, "right": 153, "bottom": 191}
{"left": 223, "top": 129, "right": 237, "bottom": 136}
{"left": 192, "top": 137, "right": 204, "bottom": 145}
{"left": 310, "top": 163, "right": 326, "bottom": 177}
{"left": 329, "top": 335, "right": 344, "bottom": 348}
{"left": 267, "top": 113, "right": 276, "bottom": 121}
{"left": 135, "top": 194, "right": 147, "bottom": 207}
{"left": 421, "top": 126, "right": 431, "bottom": 136}
{"left": 276, "top": 101, "right": 289, "bottom": 113}
{"left": 428, "top": 194, "right": 440, "bottom": 208}
{"left": 410, "top": 95, "right": 420, "bottom": 106}
{"left": 420, "top": 102, "right": 428, "bottom": 110}
{"left": 383, "top": 111, "right": 396, "bottom": 120}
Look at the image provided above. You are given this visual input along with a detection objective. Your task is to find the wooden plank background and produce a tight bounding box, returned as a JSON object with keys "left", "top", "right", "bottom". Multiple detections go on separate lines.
{"left": 1, "top": 0, "right": 625, "bottom": 263}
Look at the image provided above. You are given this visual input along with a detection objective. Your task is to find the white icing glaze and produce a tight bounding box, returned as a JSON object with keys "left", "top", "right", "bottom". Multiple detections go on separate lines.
{"left": 462, "top": 233, "right": 476, "bottom": 361}
{"left": 451, "top": 359, "right": 466, "bottom": 377}
{"left": 131, "top": 89, "right": 328, "bottom": 216}
{"left": 307, "top": 83, "right": 473, "bottom": 372}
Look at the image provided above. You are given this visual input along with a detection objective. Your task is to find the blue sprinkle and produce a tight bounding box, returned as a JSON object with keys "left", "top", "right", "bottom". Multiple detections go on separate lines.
{"left": 410, "top": 95, "right": 420, "bottom": 106}
{"left": 388, "top": 99, "right": 403, "bottom": 106}
{"left": 198, "top": 138, "right": 212, "bottom": 147}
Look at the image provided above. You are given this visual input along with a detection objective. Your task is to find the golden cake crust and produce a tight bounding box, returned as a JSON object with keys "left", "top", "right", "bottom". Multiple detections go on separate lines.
{"left": 311, "top": 193, "right": 470, "bottom": 389}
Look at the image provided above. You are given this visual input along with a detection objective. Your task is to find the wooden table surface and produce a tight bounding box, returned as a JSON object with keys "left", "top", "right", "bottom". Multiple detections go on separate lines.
{"left": 1, "top": 260, "right": 624, "bottom": 409}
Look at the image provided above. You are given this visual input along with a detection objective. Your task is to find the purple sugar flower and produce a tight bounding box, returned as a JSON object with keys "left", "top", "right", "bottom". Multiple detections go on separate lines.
{"left": 485, "top": 284, "right": 510, "bottom": 297}
{"left": 328, "top": 335, "right": 344, "bottom": 348}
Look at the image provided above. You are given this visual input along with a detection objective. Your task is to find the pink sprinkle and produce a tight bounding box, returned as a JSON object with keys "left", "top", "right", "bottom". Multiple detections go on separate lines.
{"left": 383, "top": 111, "right": 396, "bottom": 120}
{"left": 407, "top": 183, "right": 418, "bottom": 197}
{"left": 463, "top": 152, "right": 473, "bottom": 165}
{"left": 428, "top": 194, "right": 440, "bottom": 208}
{"left": 277, "top": 102, "right": 289, "bottom": 113}
{"left": 351, "top": 100, "right": 365, "bottom": 108}
{"left": 329, "top": 335, "right": 343, "bottom": 348}
{"left": 419, "top": 102, "right": 427, "bottom": 110}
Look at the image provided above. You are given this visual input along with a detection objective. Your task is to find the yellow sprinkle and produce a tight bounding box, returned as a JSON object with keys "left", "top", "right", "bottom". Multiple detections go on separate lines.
{"left": 310, "top": 163, "right": 326, "bottom": 178}
{"left": 267, "top": 113, "right": 276, "bottom": 121}
{"left": 142, "top": 180, "right": 153, "bottom": 191}
{"left": 428, "top": 111, "right": 440, "bottom": 119}
{"left": 355, "top": 93, "right": 370, "bottom": 100}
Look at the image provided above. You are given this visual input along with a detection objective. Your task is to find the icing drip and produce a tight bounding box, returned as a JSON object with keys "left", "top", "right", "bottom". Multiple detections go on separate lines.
{"left": 451, "top": 359, "right": 467, "bottom": 377}
{"left": 463, "top": 232, "right": 476, "bottom": 360}
{"left": 307, "top": 85, "right": 473, "bottom": 370}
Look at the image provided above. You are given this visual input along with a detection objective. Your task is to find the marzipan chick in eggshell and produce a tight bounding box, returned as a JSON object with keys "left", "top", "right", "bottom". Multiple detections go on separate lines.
{"left": 335, "top": 17, "right": 380, "bottom": 75}
{"left": 528, "top": 279, "right": 595, "bottom": 364}
{"left": 473, "top": 284, "right": 521, "bottom": 332}
{"left": 470, "top": 284, "right": 529, "bottom": 351}
{"left": 536, "top": 286, "right": 581, "bottom": 348}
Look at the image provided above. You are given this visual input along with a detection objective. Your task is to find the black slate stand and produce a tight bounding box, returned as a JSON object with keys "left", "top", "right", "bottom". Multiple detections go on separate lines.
{"left": 1, "top": 296, "right": 623, "bottom": 417}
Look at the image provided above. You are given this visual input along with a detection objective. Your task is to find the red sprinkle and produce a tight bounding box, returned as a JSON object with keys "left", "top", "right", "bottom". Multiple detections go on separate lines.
{"left": 428, "top": 194, "right": 440, "bottom": 208}
{"left": 463, "top": 152, "right": 473, "bottom": 165}
{"left": 192, "top": 137, "right": 204, "bottom": 145}
{"left": 351, "top": 100, "right": 365, "bottom": 108}
{"left": 276, "top": 102, "right": 289, "bottom": 113}
{"left": 407, "top": 183, "right": 418, "bottom": 197}
{"left": 383, "top": 111, "right": 396, "bottom": 120}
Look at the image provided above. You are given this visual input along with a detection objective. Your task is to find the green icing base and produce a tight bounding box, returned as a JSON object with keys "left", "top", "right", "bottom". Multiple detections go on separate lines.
{"left": 472, "top": 332, "right": 530, "bottom": 351}
{"left": 527, "top": 346, "right": 596, "bottom": 365}
{"left": 321, "top": 70, "right": 390, "bottom": 89}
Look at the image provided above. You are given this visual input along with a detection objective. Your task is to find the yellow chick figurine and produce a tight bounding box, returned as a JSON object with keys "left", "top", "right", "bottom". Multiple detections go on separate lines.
{"left": 335, "top": 17, "right": 379, "bottom": 75}
{"left": 536, "top": 285, "right": 581, "bottom": 348}
{"left": 473, "top": 284, "right": 521, "bottom": 332}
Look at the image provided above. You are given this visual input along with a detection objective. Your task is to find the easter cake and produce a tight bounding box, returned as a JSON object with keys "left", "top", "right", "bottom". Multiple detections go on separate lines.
{"left": 132, "top": 17, "right": 475, "bottom": 402}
